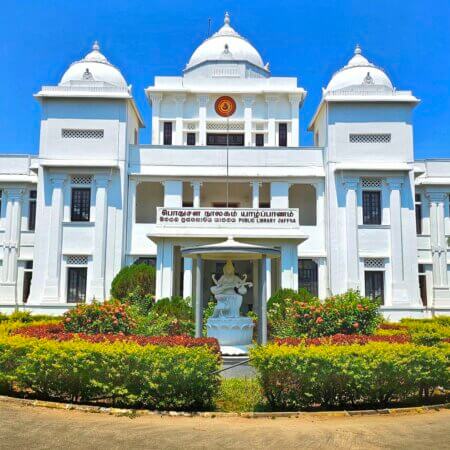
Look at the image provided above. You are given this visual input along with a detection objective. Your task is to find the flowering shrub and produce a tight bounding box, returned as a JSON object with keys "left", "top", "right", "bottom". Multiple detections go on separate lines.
{"left": 0, "top": 336, "right": 220, "bottom": 409}
{"left": 267, "top": 290, "right": 382, "bottom": 338}
{"left": 275, "top": 333, "right": 411, "bottom": 346}
{"left": 63, "top": 301, "right": 137, "bottom": 334}
{"left": 251, "top": 342, "right": 449, "bottom": 410}
{"left": 13, "top": 323, "right": 219, "bottom": 354}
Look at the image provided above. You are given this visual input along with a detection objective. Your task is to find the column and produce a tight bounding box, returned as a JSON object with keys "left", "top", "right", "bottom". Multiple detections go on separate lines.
{"left": 251, "top": 181, "right": 260, "bottom": 208}
{"left": 243, "top": 96, "right": 255, "bottom": 147}
{"left": 427, "top": 192, "right": 450, "bottom": 305}
{"left": 91, "top": 175, "right": 109, "bottom": 300}
{"left": 197, "top": 95, "right": 209, "bottom": 146}
{"left": 195, "top": 257, "right": 203, "bottom": 338}
{"left": 252, "top": 259, "right": 259, "bottom": 312}
{"left": 174, "top": 95, "right": 186, "bottom": 145}
{"left": 191, "top": 181, "right": 202, "bottom": 207}
{"left": 288, "top": 94, "right": 302, "bottom": 147}
{"left": 314, "top": 180, "right": 326, "bottom": 247}
{"left": 155, "top": 240, "right": 175, "bottom": 299}
{"left": 43, "top": 175, "right": 66, "bottom": 301}
{"left": 265, "top": 95, "right": 278, "bottom": 146}
{"left": 281, "top": 244, "right": 298, "bottom": 289}
{"left": 343, "top": 178, "right": 359, "bottom": 291}
{"left": 183, "top": 258, "right": 193, "bottom": 299}
{"left": 0, "top": 188, "right": 23, "bottom": 302}
{"left": 163, "top": 180, "right": 183, "bottom": 207}
{"left": 313, "top": 257, "right": 328, "bottom": 300}
{"left": 386, "top": 178, "right": 409, "bottom": 303}
{"left": 149, "top": 93, "right": 162, "bottom": 145}
{"left": 258, "top": 257, "right": 268, "bottom": 345}
{"left": 270, "top": 182, "right": 290, "bottom": 208}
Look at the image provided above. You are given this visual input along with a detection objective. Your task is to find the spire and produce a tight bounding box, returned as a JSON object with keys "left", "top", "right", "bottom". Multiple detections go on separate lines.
{"left": 224, "top": 11, "right": 230, "bottom": 25}
{"left": 92, "top": 40, "right": 100, "bottom": 52}
{"left": 354, "top": 43, "right": 362, "bottom": 55}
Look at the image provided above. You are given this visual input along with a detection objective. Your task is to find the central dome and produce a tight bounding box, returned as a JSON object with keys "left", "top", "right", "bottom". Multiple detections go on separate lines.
{"left": 186, "top": 13, "right": 266, "bottom": 71}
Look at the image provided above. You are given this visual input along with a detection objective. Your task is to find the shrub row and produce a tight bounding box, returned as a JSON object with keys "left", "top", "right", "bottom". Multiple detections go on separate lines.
{"left": 12, "top": 323, "right": 220, "bottom": 354}
{"left": 275, "top": 333, "right": 411, "bottom": 346}
{"left": 0, "top": 336, "right": 220, "bottom": 410}
{"left": 250, "top": 342, "right": 450, "bottom": 410}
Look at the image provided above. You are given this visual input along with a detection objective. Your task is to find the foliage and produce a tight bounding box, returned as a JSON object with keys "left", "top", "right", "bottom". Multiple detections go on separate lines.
{"left": 275, "top": 333, "right": 411, "bottom": 346}
{"left": 110, "top": 264, "right": 156, "bottom": 300}
{"left": 250, "top": 342, "right": 449, "bottom": 410}
{"left": 215, "top": 378, "right": 265, "bottom": 412}
{"left": 124, "top": 287, "right": 155, "bottom": 315}
{"left": 12, "top": 323, "right": 220, "bottom": 353}
{"left": 0, "top": 311, "right": 61, "bottom": 324}
{"left": 0, "top": 335, "right": 220, "bottom": 410}
{"left": 63, "top": 301, "right": 137, "bottom": 335}
{"left": 267, "top": 289, "right": 382, "bottom": 338}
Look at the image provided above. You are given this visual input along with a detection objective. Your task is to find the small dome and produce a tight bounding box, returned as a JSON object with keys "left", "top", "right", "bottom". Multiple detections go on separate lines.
{"left": 186, "top": 13, "right": 266, "bottom": 70}
{"left": 326, "top": 45, "right": 393, "bottom": 93}
{"left": 59, "top": 41, "right": 127, "bottom": 88}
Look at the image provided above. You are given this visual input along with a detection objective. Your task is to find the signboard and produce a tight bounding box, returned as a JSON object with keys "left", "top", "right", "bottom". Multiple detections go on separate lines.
{"left": 156, "top": 208, "right": 299, "bottom": 228}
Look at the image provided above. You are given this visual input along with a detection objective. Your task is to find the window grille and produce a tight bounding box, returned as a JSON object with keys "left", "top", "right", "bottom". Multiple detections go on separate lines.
{"left": 67, "top": 255, "right": 88, "bottom": 265}
{"left": 71, "top": 188, "right": 91, "bottom": 222}
{"left": 349, "top": 133, "right": 391, "bottom": 143}
{"left": 361, "top": 178, "right": 382, "bottom": 189}
{"left": 186, "top": 122, "right": 197, "bottom": 130}
{"left": 163, "top": 122, "right": 173, "bottom": 145}
{"left": 363, "top": 190, "right": 382, "bottom": 225}
{"left": 67, "top": 267, "right": 87, "bottom": 303}
{"left": 28, "top": 190, "right": 37, "bottom": 231}
{"left": 279, "top": 123, "right": 287, "bottom": 147}
{"left": 254, "top": 122, "right": 266, "bottom": 131}
{"left": 364, "top": 258, "right": 384, "bottom": 269}
{"left": 365, "top": 271, "right": 384, "bottom": 303}
{"left": 207, "top": 121, "right": 244, "bottom": 131}
{"left": 71, "top": 175, "right": 92, "bottom": 185}
{"left": 62, "top": 129, "right": 104, "bottom": 139}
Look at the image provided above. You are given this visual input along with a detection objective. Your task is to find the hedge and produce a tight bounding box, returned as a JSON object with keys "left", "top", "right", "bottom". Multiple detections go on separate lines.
{"left": 0, "top": 336, "right": 220, "bottom": 410}
{"left": 250, "top": 342, "right": 450, "bottom": 410}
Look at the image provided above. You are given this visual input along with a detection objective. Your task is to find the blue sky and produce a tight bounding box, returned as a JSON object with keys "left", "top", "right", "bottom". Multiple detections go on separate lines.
{"left": 0, "top": 0, "right": 449, "bottom": 159}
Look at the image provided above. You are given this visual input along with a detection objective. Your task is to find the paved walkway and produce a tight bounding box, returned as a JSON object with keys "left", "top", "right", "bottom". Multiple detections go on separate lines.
{"left": 1, "top": 402, "right": 449, "bottom": 450}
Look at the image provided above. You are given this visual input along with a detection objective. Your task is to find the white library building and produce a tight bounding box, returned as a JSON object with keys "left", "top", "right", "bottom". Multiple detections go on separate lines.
{"left": 1, "top": 13, "right": 449, "bottom": 321}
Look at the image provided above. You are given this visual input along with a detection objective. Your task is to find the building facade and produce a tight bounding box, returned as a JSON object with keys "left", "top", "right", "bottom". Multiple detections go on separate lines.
{"left": 0, "top": 14, "right": 449, "bottom": 319}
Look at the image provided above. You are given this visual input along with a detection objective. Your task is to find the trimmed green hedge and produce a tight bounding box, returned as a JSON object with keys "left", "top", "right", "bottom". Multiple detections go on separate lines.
{"left": 251, "top": 342, "right": 450, "bottom": 410}
{"left": 0, "top": 336, "right": 220, "bottom": 410}
{"left": 110, "top": 264, "right": 156, "bottom": 300}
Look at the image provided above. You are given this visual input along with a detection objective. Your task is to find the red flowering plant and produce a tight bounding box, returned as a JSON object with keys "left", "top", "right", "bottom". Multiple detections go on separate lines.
{"left": 63, "top": 300, "right": 137, "bottom": 335}
{"left": 274, "top": 333, "right": 411, "bottom": 346}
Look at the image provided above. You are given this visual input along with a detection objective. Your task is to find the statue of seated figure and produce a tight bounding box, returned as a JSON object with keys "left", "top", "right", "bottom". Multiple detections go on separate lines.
{"left": 210, "top": 260, "right": 252, "bottom": 318}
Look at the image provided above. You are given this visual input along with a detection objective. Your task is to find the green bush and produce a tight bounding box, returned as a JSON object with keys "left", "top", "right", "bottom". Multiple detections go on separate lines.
{"left": 110, "top": 264, "right": 156, "bottom": 300}
{"left": 0, "top": 312, "right": 61, "bottom": 324}
{"left": 0, "top": 335, "right": 220, "bottom": 410}
{"left": 63, "top": 300, "right": 137, "bottom": 334}
{"left": 250, "top": 342, "right": 449, "bottom": 410}
{"left": 267, "top": 289, "right": 382, "bottom": 338}
{"left": 215, "top": 378, "right": 265, "bottom": 412}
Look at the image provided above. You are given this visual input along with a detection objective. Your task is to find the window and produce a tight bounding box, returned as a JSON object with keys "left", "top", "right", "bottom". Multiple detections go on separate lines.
{"left": 62, "top": 129, "right": 104, "bottom": 139}
{"left": 28, "top": 190, "right": 37, "bottom": 231}
{"left": 415, "top": 193, "right": 422, "bottom": 235}
{"left": 163, "top": 122, "right": 173, "bottom": 145}
{"left": 298, "top": 259, "right": 318, "bottom": 296}
{"left": 278, "top": 123, "right": 287, "bottom": 147}
{"left": 67, "top": 267, "right": 87, "bottom": 303}
{"left": 255, "top": 134, "right": 264, "bottom": 147}
{"left": 187, "top": 133, "right": 196, "bottom": 146}
{"left": 182, "top": 201, "right": 193, "bottom": 208}
{"left": 418, "top": 264, "right": 427, "bottom": 307}
{"left": 349, "top": 133, "right": 391, "bottom": 144}
{"left": 363, "top": 191, "right": 382, "bottom": 225}
{"left": 71, "top": 188, "right": 91, "bottom": 222}
{"left": 22, "top": 261, "right": 33, "bottom": 304}
{"left": 206, "top": 134, "right": 244, "bottom": 146}
{"left": 365, "top": 271, "right": 384, "bottom": 303}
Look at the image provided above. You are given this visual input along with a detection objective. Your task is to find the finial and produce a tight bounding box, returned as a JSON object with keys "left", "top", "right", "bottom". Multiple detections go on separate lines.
{"left": 224, "top": 12, "right": 230, "bottom": 25}
{"left": 354, "top": 44, "right": 361, "bottom": 55}
{"left": 93, "top": 40, "right": 100, "bottom": 51}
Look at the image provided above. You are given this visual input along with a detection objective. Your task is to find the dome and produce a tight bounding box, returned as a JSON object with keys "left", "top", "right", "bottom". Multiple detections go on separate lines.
{"left": 186, "top": 13, "right": 266, "bottom": 71}
{"left": 326, "top": 45, "right": 393, "bottom": 93}
{"left": 59, "top": 41, "right": 128, "bottom": 88}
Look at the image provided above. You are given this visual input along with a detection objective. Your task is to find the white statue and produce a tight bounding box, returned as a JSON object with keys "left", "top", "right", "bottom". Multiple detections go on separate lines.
{"left": 210, "top": 259, "right": 252, "bottom": 318}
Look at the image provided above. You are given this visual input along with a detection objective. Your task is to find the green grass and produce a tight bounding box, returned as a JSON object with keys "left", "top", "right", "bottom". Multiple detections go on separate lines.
{"left": 214, "top": 378, "right": 266, "bottom": 412}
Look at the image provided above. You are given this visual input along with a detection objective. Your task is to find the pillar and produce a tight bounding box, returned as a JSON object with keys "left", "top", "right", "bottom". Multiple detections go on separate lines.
{"left": 288, "top": 94, "right": 302, "bottom": 147}
{"left": 91, "top": 175, "right": 109, "bottom": 300}
{"left": 343, "top": 178, "right": 359, "bottom": 291}
{"left": 149, "top": 94, "right": 162, "bottom": 145}
{"left": 251, "top": 181, "right": 260, "bottom": 208}
{"left": 174, "top": 95, "right": 186, "bottom": 145}
{"left": 155, "top": 240, "right": 175, "bottom": 299}
{"left": 197, "top": 95, "right": 209, "bottom": 146}
{"left": 281, "top": 244, "right": 298, "bottom": 290}
{"left": 313, "top": 257, "right": 328, "bottom": 300}
{"left": 0, "top": 188, "right": 23, "bottom": 303}
{"left": 258, "top": 257, "right": 268, "bottom": 345}
{"left": 163, "top": 180, "right": 183, "bottom": 207}
{"left": 265, "top": 95, "right": 278, "bottom": 146}
{"left": 183, "top": 257, "right": 193, "bottom": 299}
{"left": 195, "top": 257, "right": 203, "bottom": 337}
{"left": 427, "top": 192, "right": 450, "bottom": 305}
{"left": 191, "top": 181, "right": 202, "bottom": 207}
{"left": 270, "top": 182, "right": 290, "bottom": 208}
{"left": 243, "top": 96, "right": 255, "bottom": 147}
{"left": 43, "top": 175, "right": 66, "bottom": 301}
{"left": 252, "top": 259, "right": 259, "bottom": 311}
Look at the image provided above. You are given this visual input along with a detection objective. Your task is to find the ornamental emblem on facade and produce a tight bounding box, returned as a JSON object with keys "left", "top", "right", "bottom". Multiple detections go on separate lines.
{"left": 215, "top": 96, "right": 236, "bottom": 117}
